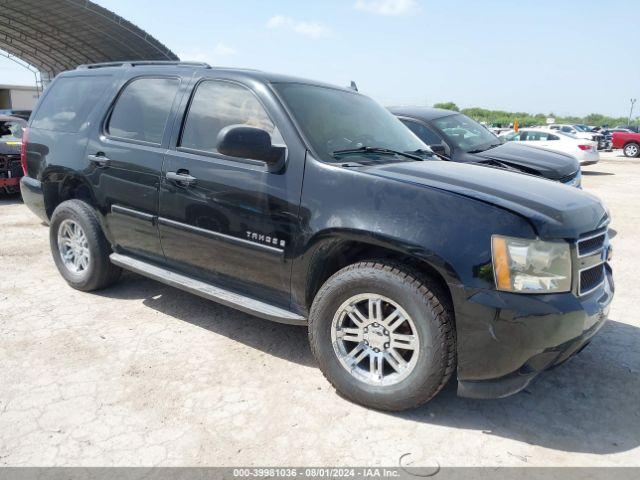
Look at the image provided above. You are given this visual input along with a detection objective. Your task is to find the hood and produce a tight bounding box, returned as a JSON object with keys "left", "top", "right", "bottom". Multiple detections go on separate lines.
{"left": 362, "top": 160, "right": 607, "bottom": 238}
{"left": 469, "top": 142, "right": 579, "bottom": 180}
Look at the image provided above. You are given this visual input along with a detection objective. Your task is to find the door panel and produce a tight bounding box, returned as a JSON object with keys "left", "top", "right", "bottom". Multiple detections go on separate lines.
{"left": 86, "top": 137, "right": 166, "bottom": 261}
{"left": 159, "top": 152, "right": 301, "bottom": 306}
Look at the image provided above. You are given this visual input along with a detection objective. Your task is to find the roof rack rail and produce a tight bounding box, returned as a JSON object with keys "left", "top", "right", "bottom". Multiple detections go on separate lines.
{"left": 76, "top": 61, "right": 211, "bottom": 70}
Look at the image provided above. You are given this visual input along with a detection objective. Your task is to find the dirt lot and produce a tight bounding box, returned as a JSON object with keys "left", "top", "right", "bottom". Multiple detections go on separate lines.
{"left": 1, "top": 151, "right": 639, "bottom": 467}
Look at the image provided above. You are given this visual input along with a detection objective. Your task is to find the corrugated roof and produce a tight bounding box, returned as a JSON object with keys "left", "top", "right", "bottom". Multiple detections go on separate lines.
{"left": 0, "top": 0, "right": 178, "bottom": 79}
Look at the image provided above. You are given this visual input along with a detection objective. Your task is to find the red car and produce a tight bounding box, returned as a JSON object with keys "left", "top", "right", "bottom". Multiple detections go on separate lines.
{"left": 612, "top": 131, "right": 640, "bottom": 158}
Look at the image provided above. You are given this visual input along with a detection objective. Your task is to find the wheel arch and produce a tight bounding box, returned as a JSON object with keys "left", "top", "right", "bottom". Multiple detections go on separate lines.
{"left": 42, "top": 171, "right": 99, "bottom": 219}
{"left": 300, "top": 231, "right": 456, "bottom": 318}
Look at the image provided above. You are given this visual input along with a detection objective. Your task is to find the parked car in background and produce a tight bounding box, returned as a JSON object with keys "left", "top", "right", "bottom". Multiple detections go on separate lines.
{"left": 20, "top": 62, "right": 613, "bottom": 411}
{"left": 501, "top": 128, "right": 599, "bottom": 166}
{"left": 0, "top": 114, "right": 26, "bottom": 195}
{"left": 615, "top": 125, "right": 640, "bottom": 133}
{"left": 612, "top": 131, "right": 640, "bottom": 157}
{"left": 390, "top": 107, "right": 581, "bottom": 187}
{"left": 547, "top": 124, "right": 607, "bottom": 150}
{"left": 0, "top": 109, "right": 31, "bottom": 121}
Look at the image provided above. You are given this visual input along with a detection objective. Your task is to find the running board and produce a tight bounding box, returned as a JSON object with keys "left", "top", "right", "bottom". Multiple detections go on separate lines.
{"left": 109, "top": 253, "right": 306, "bottom": 325}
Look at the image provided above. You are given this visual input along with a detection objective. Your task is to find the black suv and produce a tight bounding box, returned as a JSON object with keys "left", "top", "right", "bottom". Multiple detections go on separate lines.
{"left": 21, "top": 62, "right": 613, "bottom": 411}
{"left": 390, "top": 107, "right": 582, "bottom": 187}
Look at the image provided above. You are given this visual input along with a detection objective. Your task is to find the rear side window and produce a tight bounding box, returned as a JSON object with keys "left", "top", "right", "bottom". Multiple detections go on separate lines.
{"left": 180, "top": 80, "right": 283, "bottom": 155}
{"left": 107, "top": 77, "right": 180, "bottom": 144}
{"left": 31, "top": 76, "right": 110, "bottom": 132}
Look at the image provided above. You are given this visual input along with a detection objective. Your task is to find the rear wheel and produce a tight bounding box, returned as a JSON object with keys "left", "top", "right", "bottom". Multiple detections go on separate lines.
{"left": 309, "top": 261, "right": 456, "bottom": 411}
{"left": 623, "top": 143, "right": 640, "bottom": 158}
{"left": 50, "top": 199, "right": 121, "bottom": 291}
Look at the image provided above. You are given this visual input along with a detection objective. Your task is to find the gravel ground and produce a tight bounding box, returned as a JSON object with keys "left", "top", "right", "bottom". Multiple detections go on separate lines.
{"left": 0, "top": 151, "right": 638, "bottom": 467}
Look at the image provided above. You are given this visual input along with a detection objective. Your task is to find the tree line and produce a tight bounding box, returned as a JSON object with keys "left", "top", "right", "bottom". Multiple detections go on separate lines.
{"left": 432, "top": 102, "right": 636, "bottom": 128}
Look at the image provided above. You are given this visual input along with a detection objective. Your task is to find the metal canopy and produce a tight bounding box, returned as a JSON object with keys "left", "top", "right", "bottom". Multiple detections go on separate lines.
{"left": 0, "top": 0, "right": 179, "bottom": 83}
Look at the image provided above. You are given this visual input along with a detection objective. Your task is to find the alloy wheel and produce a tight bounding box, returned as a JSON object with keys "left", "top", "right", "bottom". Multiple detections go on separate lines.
{"left": 331, "top": 293, "right": 420, "bottom": 386}
{"left": 57, "top": 219, "right": 90, "bottom": 274}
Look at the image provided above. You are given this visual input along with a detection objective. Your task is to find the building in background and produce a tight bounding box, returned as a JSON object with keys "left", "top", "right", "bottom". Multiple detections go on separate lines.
{"left": 0, "top": 0, "right": 179, "bottom": 90}
{"left": 0, "top": 85, "right": 39, "bottom": 111}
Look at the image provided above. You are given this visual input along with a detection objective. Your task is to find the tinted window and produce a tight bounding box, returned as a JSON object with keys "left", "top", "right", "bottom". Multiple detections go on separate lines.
{"left": 108, "top": 77, "right": 180, "bottom": 144}
{"left": 31, "top": 76, "right": 110, "bottom": 132}
{"left": 180, "top": 80, "right": 283, "bottom": 154}
{"left": 274, "top": 83, "right": 424, "bottom": 162}
{"left": 431, "top": 114, "right": 500, "bottom": 153}
{"left": 401, "top": 119, "right": 443, "bottom": 145}
{"left": 522, "top": 131, "right": 551, "bottom": 141}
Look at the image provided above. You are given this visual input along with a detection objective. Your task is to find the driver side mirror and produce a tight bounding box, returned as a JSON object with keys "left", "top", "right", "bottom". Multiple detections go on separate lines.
{"left": 217, "top": 125, "right": 286, "bottom": 171}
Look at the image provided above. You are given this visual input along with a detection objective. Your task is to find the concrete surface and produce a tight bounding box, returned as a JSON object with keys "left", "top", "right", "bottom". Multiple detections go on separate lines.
{"left": 0, "top": 151, "right": 638, "bottom": 467}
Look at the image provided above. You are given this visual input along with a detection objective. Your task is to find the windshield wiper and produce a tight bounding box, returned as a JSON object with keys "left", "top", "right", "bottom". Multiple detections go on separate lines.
{"left": 468, "top": 143, "right": 501, "bottom": 154}
{"left": 332, "top": 146, "right": 424, "bottom": 162}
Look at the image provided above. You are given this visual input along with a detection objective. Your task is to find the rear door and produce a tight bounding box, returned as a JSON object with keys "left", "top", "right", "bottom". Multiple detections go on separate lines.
{"left": 158, "top": 78, "right": 305, "bottom": 308}
{"left": 84, "top": 75, "right": 183, "bottom": 263}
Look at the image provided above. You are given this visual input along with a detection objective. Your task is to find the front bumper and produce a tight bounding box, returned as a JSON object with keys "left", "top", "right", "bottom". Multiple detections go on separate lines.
{"left": 452, "top": 266, "right": 613, "bottom": 399}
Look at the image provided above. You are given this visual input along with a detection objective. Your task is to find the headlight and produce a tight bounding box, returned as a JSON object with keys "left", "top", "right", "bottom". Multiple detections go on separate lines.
{"left": 492, "top": 235, "right": 572, "bottom": 293}
{"left": 566, "top": 170, "right": 582, "bottom": 188}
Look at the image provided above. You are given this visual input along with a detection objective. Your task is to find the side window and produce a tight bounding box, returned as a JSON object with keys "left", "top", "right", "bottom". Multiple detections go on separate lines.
{"left": 561, "top": 126, "right": 573, "bottom": 133}
{"left": 401, "top": 119, "right": 443, "bottom": 146}
{"left": 548, "top": 134, "right": 560, "bottom": 141}
{"left": 107, "top": 77, "right": 180, "bottom": 144}
{"left": 505, "top": 132, "right": 520, "bottom": 141}
{"left": 31, "top": 75, "right": 111, "bottom": 132}
{"left": 180, "top": 80, "right": 283, "bottom": 155}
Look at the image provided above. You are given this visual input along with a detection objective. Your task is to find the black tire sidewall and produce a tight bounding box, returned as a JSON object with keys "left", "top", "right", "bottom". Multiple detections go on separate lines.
{"left": 624, "top": 143, "right": 639, "bottom": 157}
{"left": 50, "top": 200, "right": 111, "bottom": 291}
{"left": 310, "top": 265, "right": 450, "bottom": 410}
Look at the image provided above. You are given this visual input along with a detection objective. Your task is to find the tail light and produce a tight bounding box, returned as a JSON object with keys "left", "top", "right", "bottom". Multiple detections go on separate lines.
{"left": 578, "top": 144, "right": 592, "bottom": 151}
{"left": 20, "top": 127, "right": 28, "bottom": 175}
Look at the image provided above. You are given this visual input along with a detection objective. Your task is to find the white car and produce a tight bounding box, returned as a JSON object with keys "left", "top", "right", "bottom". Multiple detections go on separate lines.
{"left": 500, "top": 128, "right": 599, "bottom": 166}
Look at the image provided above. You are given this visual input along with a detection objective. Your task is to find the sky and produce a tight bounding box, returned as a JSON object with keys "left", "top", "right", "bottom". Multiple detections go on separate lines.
{"left": 1, "top": 0, "right": 638, "bottom": 117}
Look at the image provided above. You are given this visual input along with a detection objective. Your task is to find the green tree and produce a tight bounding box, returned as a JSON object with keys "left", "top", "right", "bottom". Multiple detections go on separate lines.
{"left": 433, "top": 102, "right": 459, "bottom": 112}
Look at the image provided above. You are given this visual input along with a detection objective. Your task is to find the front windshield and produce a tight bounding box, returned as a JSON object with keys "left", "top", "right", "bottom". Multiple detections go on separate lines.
{"left": 0, "top": 121, "right": 23, "bottom": 142}
{"left": 432, "top": 114, "right": 500, "bottom": 153}
{"left": 274, "top": 83, "right": 426, "bottom": 162}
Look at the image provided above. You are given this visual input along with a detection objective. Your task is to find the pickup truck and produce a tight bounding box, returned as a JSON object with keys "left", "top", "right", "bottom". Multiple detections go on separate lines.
{"left": 20, "top": 61, "right": 613, "bottom": 411}
{"left": 612, "top": 131, "right": 640, "bottom": 157}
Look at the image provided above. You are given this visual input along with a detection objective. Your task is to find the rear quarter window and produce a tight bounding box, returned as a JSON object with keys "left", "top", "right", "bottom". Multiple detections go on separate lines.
{"left": 31, "top": 75, "right": 111, "bottom": 132}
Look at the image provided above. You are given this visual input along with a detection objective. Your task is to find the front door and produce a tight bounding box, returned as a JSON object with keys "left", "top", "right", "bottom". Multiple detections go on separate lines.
{"left": 158, "top": 79, "right": 304, "bottom": 308}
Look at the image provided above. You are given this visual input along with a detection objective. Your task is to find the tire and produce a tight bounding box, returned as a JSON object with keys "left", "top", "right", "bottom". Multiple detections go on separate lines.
{"left": 49, "top": 199, "right": 121, "bottom": 291}
{"left": 309, "top": 261, "right": 456, "bottom": 411}
{"left": 623, "top": 143, "right": 640, "bottom": 158}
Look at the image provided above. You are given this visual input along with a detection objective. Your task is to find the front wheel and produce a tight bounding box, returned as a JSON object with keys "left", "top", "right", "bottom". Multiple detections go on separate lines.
{"left": 623, "top": 143, "right": 640, "bottom": 158}
{"left": 309, "top": 261, "right": 456, "bottom": 411}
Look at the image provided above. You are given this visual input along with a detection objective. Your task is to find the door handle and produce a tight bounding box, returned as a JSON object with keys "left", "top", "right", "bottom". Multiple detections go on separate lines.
{"left": 166, "top": 171, "right": 197, "bottom": 187}
{"left": 88, "top": 153, "right": 111, "bottom": 167}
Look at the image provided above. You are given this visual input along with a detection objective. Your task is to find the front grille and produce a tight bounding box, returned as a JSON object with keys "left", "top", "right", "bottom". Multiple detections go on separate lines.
{"left": 559, "top": 171, "right": 578, "bottom": 184}
{"left": 579, "top": 263, "right": 605, "bottom": 295}
{"left": 578, "top": 231, "right": 606, "bottom": 257}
